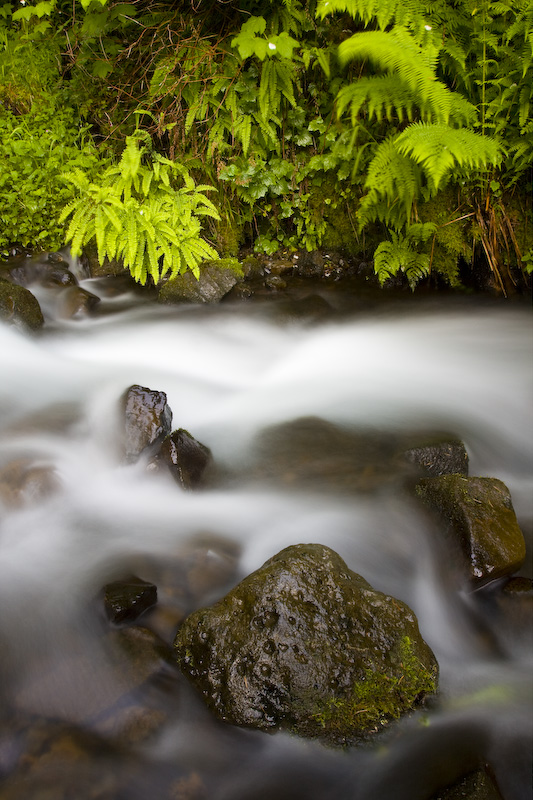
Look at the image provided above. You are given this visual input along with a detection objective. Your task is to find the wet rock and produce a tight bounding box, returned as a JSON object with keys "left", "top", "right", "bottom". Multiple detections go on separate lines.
{"left": 415, "top": 476, "right": 526, "bottom": 584}
{"left": 174, "top": 543, "right": 438, "bottom": 744}
{"left": 295, "top": 250, "right": 324, "bottom": 278}
{"left": 158, "top": 262, "right": 239, "bottom": 304}
{"left": 431, "top": 767, "right": 503, "bottom": 800}
{"left": 402, "top": 436, "right": 469, "bottom": 477}
{"left": 12, "top": 626, "right": 179, "bottom": 744}
{"left": 104, "top": 576, "right": 158, "bottom": 624}
{"left": 150, "top": 429, "right": 212, "bottom": 489}
{"left": 241, "top": 255, "right": 264, "bottom": 281}
{"left": 0, "top": 721, "right": 126, "bottom": 800}
{"left": 265, "top": 275, "right": 287, "bottom": 291}
{"left": 0, "top": 458, "right": 59, "bottom": 508}
{"left": 0, "top": 278, "right": 44, "bottom": 331}
{"left": 137, "top": 534, "right": 242, "bottom": 641}
{"left": 40, "top": 264, "right": 78, "bottom": 288}
{"left": 248, "top": 416, "right": 405, "bottom": 493}
{"left": 122, "top": 384, "right": 173, "bottom": 463}
{"left": 56, "top": 286, "right": 100, "bottom": 318}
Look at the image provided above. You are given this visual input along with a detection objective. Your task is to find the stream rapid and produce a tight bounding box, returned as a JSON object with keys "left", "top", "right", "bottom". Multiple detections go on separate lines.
{"left": 0, "top": 260, "right": 531, "bottom": 799}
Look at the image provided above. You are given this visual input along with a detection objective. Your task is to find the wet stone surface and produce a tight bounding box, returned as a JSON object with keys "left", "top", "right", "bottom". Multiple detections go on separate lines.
{"left": 415, "top": 475, "right": 526, "bottom": 584}
{"left": 150, "top": 429, "right": 212, "bottom": 490}
{"left": 103, "top": 576, "right": 158, "bottom": 624}
{"left": 122, "top": 384, "right": 173, "bottom": 463}
{"left": 174, "top": 543, "right": 438, "bottom": 745}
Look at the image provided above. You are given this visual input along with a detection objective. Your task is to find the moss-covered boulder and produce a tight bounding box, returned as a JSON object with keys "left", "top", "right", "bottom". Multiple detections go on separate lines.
{"left": 158, "top": 260, "right": 242, "bottom": 304}
{"left": 0, "top": 278, "right": 44, "bottom": 331}
{"left": 415, "top": 475, "right": 526, "bottom": 584}
{"left": 174, "top": 543, "right": 438, "bottom": 745}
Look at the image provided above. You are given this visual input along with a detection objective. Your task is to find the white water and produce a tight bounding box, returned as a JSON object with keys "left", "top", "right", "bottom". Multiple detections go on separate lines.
{"left": 0, "top": 273, "right": 532, "bottom": 799}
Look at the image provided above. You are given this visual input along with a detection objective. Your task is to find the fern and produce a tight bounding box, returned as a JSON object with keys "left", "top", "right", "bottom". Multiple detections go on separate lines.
{"left": 358, "top": 137, "right": 421, "bottom": 230}
{"left": 61, "top": 134, "right": 220, "bottom": 285}
{"left": 395, "top": 122, "right": 503, "bottom": 190}
{"left": 374, "top": 224, "right": 437, "bottom": 288}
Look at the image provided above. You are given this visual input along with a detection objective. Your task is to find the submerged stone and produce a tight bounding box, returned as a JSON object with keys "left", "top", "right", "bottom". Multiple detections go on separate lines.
{"left": 103, "top": 576, "right": 158, "bottom": 624}
{"left": 174, "top": 543, "right": 438, "bottom": 744}
{"left": 416, "top": 475, "right": 526, "bottom": 584}
{"left": 122, "top": 384, "right": 172, "bottom": 463}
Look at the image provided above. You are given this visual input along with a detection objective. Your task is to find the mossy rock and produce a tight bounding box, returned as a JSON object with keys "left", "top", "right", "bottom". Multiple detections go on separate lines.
{"left": 0, "top": 278, "right": 44, "bottom": 331}
{"left": 416, "top": 475, "right": 526, "bottom": 584}
{"left": 174, "top": 543, "right": 438, "bottom": 745}
{"left": 158, "top": 259, "right": 242, "bottom": 304}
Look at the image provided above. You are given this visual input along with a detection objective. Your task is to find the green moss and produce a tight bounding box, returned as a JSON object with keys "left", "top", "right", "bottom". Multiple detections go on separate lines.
{"left": 310, "top": 636, "right": 438, "bottom": 739}
{"left": 206, "top": 257, "right": 244, "bottom": 278}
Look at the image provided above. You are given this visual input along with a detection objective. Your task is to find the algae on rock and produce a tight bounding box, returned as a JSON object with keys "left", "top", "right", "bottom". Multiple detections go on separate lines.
{"left": 174, "top": 543, "right": 438, "bottom": 745}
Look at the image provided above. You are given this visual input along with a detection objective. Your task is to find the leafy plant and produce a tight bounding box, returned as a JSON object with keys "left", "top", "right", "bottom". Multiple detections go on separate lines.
{"left": 60, "top": 132, "right": 220, "bottom": 284}
{"left": 0, "top": 49, "right": 101, "bottom": 251}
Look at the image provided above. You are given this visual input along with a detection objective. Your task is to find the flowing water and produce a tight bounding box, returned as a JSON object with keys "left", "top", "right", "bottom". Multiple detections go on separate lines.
{"left": 0, "top": 256, "right": 532, "bottom": 799}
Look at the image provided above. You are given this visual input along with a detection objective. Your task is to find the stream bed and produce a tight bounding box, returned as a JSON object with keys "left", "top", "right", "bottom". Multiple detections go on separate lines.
{"left": 0, "top": 257, "right": 532, "bottom": 799}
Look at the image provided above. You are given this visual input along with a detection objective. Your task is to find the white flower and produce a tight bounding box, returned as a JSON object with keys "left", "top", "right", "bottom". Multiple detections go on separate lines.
{"left": 268, "top": 42, "right": 277, "bottom": 51}
{"left": 424, "top": 24, "right": 432, "bottom": 31}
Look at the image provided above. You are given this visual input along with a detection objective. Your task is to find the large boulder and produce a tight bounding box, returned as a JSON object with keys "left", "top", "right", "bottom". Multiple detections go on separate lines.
{"left": 158, "top": 261, "right": 240, "bottom": 304}
{"left": 174, "top": 543, "right": 438, "bottom": 745}
{"left": 415, "top": 475, "right": 526, "bottom": 584}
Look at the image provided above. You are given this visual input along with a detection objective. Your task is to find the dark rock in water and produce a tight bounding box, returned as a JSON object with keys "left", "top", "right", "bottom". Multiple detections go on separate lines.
{"left": 158, "top": 262, "right": 239, "bottom": 304}
{"left": 40, "top": 264, "right": 78, "bottom": 288}
{"left": 0, "top": 278, "right": 44, "bottom": 331}
{"left": 56, "top": 286, "right": 100, "bottom": 318}
{"left": 122, "top": 385, "right": 173, "bottom": 463}
{"left": 403, "top": 436, "right": 469, "bottom": 477}
{"left": 415, "top": 475, "right": 526, "bottom": 584}
{"left": 104, "top": 576, "right": 158, "bottom": 624}
{"left": 295, "top": 250, "right": 324, "bottom": 278}
{"left": 248, "top": 416, "right": 405, "bottom": 493}
{"left": 265, "top": 275, "right": 287, "bottom": 291}
{"left": 430, "top": 767, "right": 503, "bottom": 800}
{"left": 12, "top": 626, "right": 179, "bottom": 746}
{"left": 174, "top": 543, "right": 438, "bottom": 744}
{"left": 150, "top": 429, "right": 212, "bottom": 489}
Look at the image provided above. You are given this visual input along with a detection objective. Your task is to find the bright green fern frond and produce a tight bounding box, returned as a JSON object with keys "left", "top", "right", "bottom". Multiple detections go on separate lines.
{"left": 359, "top": 136, "right": 421, "bottom": 228}
{"left": 317, "top": 0, "right": 403, "bottom": 29}
{"left": 395, "top": 122, "right": 503, "bottom": 190}
{"left": 374, "top": 230, "right": 431, "bottom": 288}
{"left": 336, "top": 75, "right": 416, "bottom": 124}
{"left": 338, "top": 28, "right": 456, "bottom": 123}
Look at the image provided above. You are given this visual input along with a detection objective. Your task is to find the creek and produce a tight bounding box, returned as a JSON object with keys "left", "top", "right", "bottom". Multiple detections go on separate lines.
{"left": 0, "top": 256, "right": 532, "bottom": 799}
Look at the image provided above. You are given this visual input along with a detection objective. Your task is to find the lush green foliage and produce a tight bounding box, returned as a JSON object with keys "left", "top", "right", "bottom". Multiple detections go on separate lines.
{"left": 1, "top": 0, "right": 531, "bottom": 289}
{"left": 0, "top": 14, "right": 101, "bottom": 253}
{"left": 61, "top": 132, "right": 220, "bottom": 284}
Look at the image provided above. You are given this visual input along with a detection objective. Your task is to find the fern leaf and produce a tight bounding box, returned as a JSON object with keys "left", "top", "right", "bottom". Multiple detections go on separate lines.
{"left": 395, "top": 122, "right": 503, "bottom": 190}
{"left": 94, "top": 206, "right": 107, "bottom": 264}
{"left": 338, "top": 28, "right": 456, "bottom": 124}
{"left": 124, "top": 207, "right": 139, "bottom": 268}
{"left": 374, "top": 231, "right": 430, "bottom": 288}
{"left": 336, "top": 75, "right": 416, "bottom": 124}
{"left": 101, "top": 203, "right": 122, "bottom": 232}
{"left": 359, "top": 136, "right": 420, "bottom": 228}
